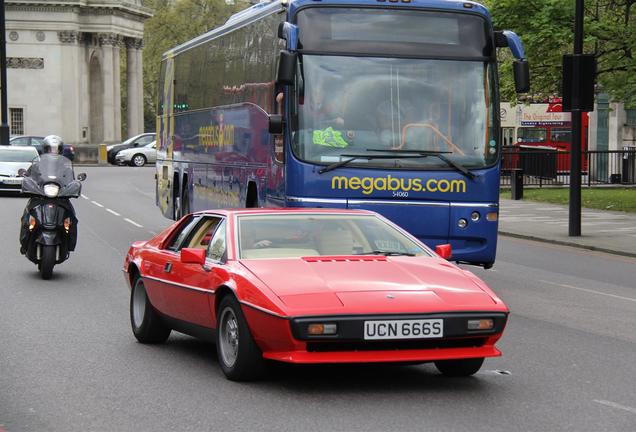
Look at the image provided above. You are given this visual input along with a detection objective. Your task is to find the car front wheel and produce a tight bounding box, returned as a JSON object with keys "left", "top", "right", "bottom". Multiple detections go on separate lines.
{"left": 130, "top": 278, "right": 171, "bottom": 343}
{"left": 216, "top": 295, "right": 265, "bottom": 381}
{"left": 434, "top": 357, "right": 484, "bottom": 377}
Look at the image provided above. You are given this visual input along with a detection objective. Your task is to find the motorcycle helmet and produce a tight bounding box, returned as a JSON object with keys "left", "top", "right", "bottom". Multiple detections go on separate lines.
{"left": 42, "top": 135, "right": 64, "bottom": 155}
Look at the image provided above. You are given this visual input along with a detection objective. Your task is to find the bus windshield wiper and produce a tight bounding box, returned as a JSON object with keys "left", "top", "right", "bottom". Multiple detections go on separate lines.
{"left": 318, "top": 153, "right": 424, "bottom": 174}
{"left": 365, "top": 149, "right": 477, "bottom": 180}
{"left": 357, "top": 250, "right": 416, "bottom": 256}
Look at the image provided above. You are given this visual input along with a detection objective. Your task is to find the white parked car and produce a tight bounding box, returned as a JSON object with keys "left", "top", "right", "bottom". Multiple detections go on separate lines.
{"left": 115, "top": 141, "right": 157, "bottom": 167}
{"left": 0, "top": 146, "right": 40, "bottom": 193}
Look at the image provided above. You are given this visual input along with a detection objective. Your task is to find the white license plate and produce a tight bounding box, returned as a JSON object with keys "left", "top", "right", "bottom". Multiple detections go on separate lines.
{"left": 0, "top": 178, "right": 21, "bottom": 184}
{"left": 364, "top": 319, "right": 443, "bottom": 340}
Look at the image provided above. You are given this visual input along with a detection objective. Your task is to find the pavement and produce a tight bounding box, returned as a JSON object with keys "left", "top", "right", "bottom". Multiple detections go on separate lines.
{"left": 499, "top": 198, "right": 636, "bottom": 258}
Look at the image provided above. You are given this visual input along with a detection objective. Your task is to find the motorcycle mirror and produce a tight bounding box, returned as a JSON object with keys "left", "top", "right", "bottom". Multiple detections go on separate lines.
{"left": 77, "top": 173, "right": 87, "bottom": 181}
{"left": 17, "top": 169, "right": 27, "bottom": 177}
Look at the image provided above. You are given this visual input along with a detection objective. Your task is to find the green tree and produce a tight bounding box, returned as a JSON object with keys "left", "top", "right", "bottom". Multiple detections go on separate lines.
{"left": 142, "top": 0, "right": 244, "bottom": 131}
{"left": 484, "top": 0, "right": 636, "bottom": 106}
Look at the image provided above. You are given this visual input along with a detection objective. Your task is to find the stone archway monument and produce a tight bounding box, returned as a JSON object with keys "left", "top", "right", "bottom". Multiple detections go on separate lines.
{"left": 5, "top": 1, "right": 152, "bottom": 160}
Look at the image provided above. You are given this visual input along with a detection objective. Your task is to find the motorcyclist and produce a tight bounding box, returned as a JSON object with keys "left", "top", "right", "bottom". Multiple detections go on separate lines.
{"left": 19, "top": 135, "right": 78, "bottom": 255}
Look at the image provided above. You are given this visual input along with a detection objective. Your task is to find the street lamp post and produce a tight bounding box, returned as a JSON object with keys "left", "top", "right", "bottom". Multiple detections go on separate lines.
{"left": 563, "top": 0, "right": 595, "bottom": 237}
{"left": 569, "top": 0, "right": 584, "bottom": 237}
{"left": 0, "top": 0, "right": 10, "bottom": 146}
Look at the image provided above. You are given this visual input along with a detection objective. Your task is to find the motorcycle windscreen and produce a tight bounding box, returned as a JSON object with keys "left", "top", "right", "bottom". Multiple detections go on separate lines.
{"left": 22, "top": 154, "right": 79, "bottom": 197}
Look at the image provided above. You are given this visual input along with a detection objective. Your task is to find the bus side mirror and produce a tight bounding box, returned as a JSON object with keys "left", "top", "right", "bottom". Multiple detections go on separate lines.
{"left": 269, "top": 115, "right": 284, "bottom": 134}
{"left": 276, "top": 50, "right": 297, "bottom": 86}
{"left": 513, "top": 60, "right": 530, "bottom": 93}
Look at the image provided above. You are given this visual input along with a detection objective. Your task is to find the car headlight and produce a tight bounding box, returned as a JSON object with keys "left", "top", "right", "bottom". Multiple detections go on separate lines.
{"left": 43, "top": 183, "right": 60, "bottom": 198}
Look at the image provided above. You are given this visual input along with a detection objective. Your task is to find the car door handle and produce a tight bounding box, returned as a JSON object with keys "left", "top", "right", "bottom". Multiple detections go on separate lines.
{"left": 164, "top": 262, "right": 172, "bottom": 273}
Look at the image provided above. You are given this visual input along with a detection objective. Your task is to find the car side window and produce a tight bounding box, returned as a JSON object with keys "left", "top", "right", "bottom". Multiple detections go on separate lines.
{"left": 166, "top": 216, "right": 201, "bottom": 251}
{"left": 11, "top": 137, "right": 29, "bottom": 146}
{"left": 206, "top": 220, "right": 227, "bottom": 262}
{"left": 183, "top": 217, "right": 222, "bottom": 250}
{"left": 137, "top": 135, "right": 154, "bottom": 146}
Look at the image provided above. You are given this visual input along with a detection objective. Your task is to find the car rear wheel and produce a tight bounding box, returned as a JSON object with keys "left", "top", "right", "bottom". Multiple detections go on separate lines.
{"left": 434, "top": 357, "right": 484, "bottom": 377}
{"left": 130, "top": 278, "right": 171, "bottom": 343}
{"left": 131, "top": 154, "right": 146, "bottom": 167}
{"left": 216, "top": 295, "right": 265, "bottom": 381}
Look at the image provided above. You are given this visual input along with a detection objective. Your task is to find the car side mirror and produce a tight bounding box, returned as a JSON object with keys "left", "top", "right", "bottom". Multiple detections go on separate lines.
{"left": 77, "top": 173, "right": 87, "bottom": 181}
{"left": 18, "top": 168, "right": 27, "bottom": 177}
{"left": 435, "top": 244, "right": 452, "bottom": 260}
{"left": 180, "top": 248, "right": 206, "bottom": 265}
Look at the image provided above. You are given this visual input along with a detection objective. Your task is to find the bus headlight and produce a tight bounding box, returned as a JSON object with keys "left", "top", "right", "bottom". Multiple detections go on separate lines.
{"left": 43, "top": 183, "right": 60, "bottom": 198}
{"left": 458, "top": 218, "right": 468, "bottom": 229}
{"left": 471, "top": 211, "right": 481, "bottom": 222}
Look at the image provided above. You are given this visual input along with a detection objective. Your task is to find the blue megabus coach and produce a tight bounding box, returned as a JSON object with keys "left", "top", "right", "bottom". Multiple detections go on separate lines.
{"left": 156, "top": 0, "right": 529, "bottom": 268}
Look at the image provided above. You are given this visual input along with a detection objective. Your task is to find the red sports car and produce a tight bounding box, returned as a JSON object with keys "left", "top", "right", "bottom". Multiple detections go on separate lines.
{"left": 124, "top": 209, "right": 508, "bottom": 381}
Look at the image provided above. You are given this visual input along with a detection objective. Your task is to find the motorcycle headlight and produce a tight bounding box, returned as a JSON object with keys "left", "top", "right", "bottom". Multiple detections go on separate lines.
{"left": 43, "top": 183, "right": 60, "bottom": 198}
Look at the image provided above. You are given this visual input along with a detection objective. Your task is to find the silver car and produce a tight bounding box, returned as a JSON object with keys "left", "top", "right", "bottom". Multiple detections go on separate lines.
{"left": 115, "top": 141, "right": 157, "bottom": 167}
{"left": 0, "top": 146, "right": 40, "bottom": 193}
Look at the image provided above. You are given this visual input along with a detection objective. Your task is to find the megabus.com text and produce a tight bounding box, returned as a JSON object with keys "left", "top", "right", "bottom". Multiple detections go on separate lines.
{"left": 331, "top": 175, "right": 467, "bottom": 196}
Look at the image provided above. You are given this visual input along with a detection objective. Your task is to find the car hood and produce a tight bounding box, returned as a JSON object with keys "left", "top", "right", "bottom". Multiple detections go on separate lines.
{"left": 0, "top": 161, "right": 32, "bottom": 176}
{"left": 239, "top": 257, "right": 503, "bottom": 315}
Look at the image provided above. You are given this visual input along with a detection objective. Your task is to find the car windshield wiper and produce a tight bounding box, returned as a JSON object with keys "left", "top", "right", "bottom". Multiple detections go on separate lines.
{"left": 365, "top": 149, "right": 477, "bottom": 180}
{"left": 318, "top": 153, "right": 424, "bottom": 175}
{"left": 356, "top": 250, "right": 416, "bottom": 256}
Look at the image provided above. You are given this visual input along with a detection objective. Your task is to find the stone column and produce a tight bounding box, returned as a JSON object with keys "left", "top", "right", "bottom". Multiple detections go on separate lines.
{"left": 113, "top": 38, "right": 122, "bottom": 142}
{"left": 126, "top": 38, "right": 144, "bottom": 137}
{"left": 57, "top": 30, "right": 83, "bottom": 145}
{"left": 98, "top": 33, "right": 119, "bottom": 144}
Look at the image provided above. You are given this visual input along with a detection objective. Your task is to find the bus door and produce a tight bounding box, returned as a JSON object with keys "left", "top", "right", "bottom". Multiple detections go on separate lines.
{"left": 157, "top": 56, "right": 175, "bottom": 218}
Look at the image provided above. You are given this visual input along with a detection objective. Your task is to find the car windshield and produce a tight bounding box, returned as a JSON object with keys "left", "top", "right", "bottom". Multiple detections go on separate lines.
{"left": 0, "top": 148, "right": 38, "bottom": 162}
{"left": 291, "top": 56, "right": 496, "bottom": 170}
{"left": 237, "top": 214, "right": 430, "bottom": 259}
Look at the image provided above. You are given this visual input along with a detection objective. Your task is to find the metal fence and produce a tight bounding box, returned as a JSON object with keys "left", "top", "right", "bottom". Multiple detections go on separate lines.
{"left": 501, "top": 147, "right": 636, "bottom": 186}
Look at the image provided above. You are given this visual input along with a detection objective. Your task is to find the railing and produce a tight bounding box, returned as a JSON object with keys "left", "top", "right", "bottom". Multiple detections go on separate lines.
{"left": 501, "top": 147, "right": 636, "bottom": 186}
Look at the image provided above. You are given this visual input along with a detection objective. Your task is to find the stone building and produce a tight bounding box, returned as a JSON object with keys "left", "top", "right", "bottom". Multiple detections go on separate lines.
{"left": 5, "top": 0, "right": 152, "bottom": 160}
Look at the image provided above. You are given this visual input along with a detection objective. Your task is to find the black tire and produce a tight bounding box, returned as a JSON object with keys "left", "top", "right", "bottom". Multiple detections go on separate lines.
{"left": 216, "top": 295, "right": 265, "bottom": 381}
{"left": 131, "top": 154, "right": 146, "bottom": 167}
{"left": 434, "top": 357, "right": 484, "bottom": 377}
{"left": 130, "top": 278, "right": 171, "bottom": 343}
{"left": 40, "top": 245, "right": 56, "bottom": 280}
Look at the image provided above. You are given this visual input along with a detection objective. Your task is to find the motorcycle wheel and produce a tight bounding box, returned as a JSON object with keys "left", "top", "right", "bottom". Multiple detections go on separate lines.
{"left": 40, "top": 245, "right": 56, "bottom": 280}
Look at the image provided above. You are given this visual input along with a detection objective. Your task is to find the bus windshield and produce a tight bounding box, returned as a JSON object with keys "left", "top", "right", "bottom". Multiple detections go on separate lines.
{"left": 291, "top": 56, "right": 496, "bottom": 170}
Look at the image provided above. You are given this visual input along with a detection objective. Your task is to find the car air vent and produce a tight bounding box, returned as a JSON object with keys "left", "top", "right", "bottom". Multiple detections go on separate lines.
{"left": 302, "top": 256, "right": 388, "bottom": 263}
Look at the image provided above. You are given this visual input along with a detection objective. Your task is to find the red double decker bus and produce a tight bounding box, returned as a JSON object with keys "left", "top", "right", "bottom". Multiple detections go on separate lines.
{"left": 500, "top": 99, "right": 589, "bottom": 172}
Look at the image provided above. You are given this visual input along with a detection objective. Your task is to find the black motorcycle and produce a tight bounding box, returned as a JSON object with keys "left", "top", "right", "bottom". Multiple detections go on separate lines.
{"left": 19, "top": 154, "right": 86, "bottom": 279}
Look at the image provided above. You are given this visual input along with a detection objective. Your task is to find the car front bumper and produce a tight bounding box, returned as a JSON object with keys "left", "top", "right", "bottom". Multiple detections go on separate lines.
{"left": 242, "top": 304, "right": 508, "bottom": 364}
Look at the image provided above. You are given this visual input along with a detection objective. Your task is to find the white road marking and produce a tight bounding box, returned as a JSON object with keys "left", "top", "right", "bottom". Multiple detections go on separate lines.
{"left": 81, "top": 194, "right": 89, "bottom": 200}
{"left": 106, "top": 208, "right": 121, "bottom": 217}
{"left": 594, "top": 400, "right": 636, "bottom": 415}
{"left": 124, "top": 218, "right": 143, "bottom": 228}
{"left": 539, "top": 280, "right": 636, "bottom": 303}
{"left": 91, "top": 201, "right": 104, "bottom": 208}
